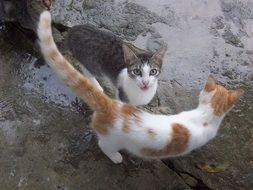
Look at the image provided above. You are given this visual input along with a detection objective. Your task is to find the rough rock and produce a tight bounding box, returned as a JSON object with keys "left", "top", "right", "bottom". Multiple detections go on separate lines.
{"left": 51, "top": 0, "right": 175, "bottom": 41}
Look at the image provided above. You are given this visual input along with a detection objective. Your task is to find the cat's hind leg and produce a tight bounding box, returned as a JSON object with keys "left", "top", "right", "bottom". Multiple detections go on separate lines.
{"left": 98, "top": 139, "right": 123, "bottom": 164}
{"left": 80, "top": 65, "right": 104, "bottom": 92}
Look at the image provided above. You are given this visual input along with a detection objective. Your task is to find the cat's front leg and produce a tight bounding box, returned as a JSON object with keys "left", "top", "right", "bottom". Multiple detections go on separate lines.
{"left": 116, "top": 87, "right": 128, "bottom": 103}
{"left": 98, "top": 140, "right": 123, "bottom": 164}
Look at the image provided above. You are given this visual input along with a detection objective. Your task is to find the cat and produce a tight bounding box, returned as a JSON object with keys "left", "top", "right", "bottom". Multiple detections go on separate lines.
{"left": 0, "top": 0, "right": 50, "bottom": 31}
{"left": 66, "top": 23, "right": 167, "bottom": 106}
{"left": 37, "top": 11, "right": 244, "bottom": 164}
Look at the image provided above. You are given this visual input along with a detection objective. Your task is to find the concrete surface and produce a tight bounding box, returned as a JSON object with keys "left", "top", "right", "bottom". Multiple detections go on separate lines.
{"left": 0, "top": 0, "right": 252, "bottom": 189}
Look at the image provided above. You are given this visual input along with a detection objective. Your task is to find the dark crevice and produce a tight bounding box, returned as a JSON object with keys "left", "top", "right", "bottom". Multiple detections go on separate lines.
{"left": 53, "top": 22, "right": 70, "bottom": 33}
{"left": 162, "top": 160, "right": 214, "bottom": 190}
{"left": 10, "top": 22, "right": 37, "bottom": 41}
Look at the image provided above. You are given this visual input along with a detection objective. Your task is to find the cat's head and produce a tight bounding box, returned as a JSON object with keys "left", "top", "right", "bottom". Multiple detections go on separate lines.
{"left": 199, "top": 75, "right": 244, "bottom": 116}
{"left": 122, "top": 44, "right": 167, "bottom": 90}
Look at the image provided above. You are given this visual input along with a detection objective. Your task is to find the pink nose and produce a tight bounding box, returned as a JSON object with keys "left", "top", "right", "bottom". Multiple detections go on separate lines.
{"left": 142, "top": 80, "right": 149, "bottom": 86}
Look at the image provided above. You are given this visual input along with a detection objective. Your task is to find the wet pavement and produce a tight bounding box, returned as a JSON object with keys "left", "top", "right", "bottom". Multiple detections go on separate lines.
{"left": 0, "top": 0, "right": 253, "bottom": 189}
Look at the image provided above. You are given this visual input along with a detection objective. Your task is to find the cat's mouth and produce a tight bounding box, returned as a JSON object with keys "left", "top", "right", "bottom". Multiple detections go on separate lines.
{"left": 140, "top": 86, "right": 149, "bottom": 90}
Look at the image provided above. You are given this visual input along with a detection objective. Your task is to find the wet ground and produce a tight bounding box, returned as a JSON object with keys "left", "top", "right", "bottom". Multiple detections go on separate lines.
{"left": 0, "top": 0, "right": 253, "bottom": 189}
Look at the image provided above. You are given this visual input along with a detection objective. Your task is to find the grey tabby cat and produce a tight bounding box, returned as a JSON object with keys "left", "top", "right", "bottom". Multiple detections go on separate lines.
{"left": 66, "top": 24, "right": 167, "bottom": 106}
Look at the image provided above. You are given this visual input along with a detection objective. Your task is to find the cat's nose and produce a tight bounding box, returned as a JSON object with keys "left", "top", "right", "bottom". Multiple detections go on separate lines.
{"left": 142, "top": 80, "right": 149, "bottom": 86}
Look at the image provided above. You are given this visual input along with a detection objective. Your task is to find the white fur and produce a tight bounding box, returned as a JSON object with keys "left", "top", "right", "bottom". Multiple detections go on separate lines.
{"left": 118, "top": 68, "right": 158, "bottom": 106}
{"left": 97, "top": 91, "right": 226, "bottom": 163}
{"left": 134, "top": 64, "right": 158, "bottom": 90}
{"left": 80, "top": 65, "right": 158, "bottom": 105}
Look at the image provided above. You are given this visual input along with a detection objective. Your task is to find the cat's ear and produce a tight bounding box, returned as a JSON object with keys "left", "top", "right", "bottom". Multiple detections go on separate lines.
{"left": 122, "top": 44, "right": 138, "bottom": 65}
{"left": 230, "top": 88, "right": 244, "bottom": 103}
{"left": 151, "top": 47, "right": 167, "bottom": 65}
{"left": 124, "top": 43, "right": 147, "bottom": 54}
{"left": 204, "top": 75, "right": 216, "bottom": 92}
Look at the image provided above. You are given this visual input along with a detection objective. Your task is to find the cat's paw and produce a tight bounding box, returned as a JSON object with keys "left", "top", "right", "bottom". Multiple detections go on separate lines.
{"left": 110, "top": 152, "right": 123, "bottom": 164}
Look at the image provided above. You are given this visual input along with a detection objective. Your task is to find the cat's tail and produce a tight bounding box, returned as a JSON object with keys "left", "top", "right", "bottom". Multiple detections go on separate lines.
{"left": 37, "top": 11, "right": 115, "bottom": 113}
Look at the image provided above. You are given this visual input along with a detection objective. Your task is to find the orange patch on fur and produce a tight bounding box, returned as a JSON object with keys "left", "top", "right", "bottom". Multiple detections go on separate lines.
{"left": 147, "top": 128, "right": 156, "bottom": 139}
{"left": 204, "top": 76, "right": 244, "bottom": 116}
{"left": 210, "top": 86, "right": 243, "bottom": 116}
{"left": 141, "top": 123, "right": 190, "bottom": 157}
{"left": 91, "top": 111, "right": 116, "bottom": 135}
{"left": 203, "top": 122, "right": 208, "bottom": 127}
{"left": 90, "top": 101, "right": 117, "bottom": 135}
{"left": 121, "top": 104, "right": 139, "bottom": 117}
{"left": 120, "top": 104, "right": 141, "bottom": 133}
{"left": 122, "top": 121, "right": 130, "bottom": 133}
{"left": 48, "top": 49, "right": 59, "bottom": 61}
{"left": 120, "top": 104, "right": 141, "bottom": 123}
{"left": 69, "top": 75, "right": 117, "bottom": 135}
{"left": 58, "top": 63, "right": 79, "bottom": 83}
{"left": 205, "top": 75, "right": 216, "bottom": 92}
{"left": 75, "top": 78, "right": 115, "bottom": 110}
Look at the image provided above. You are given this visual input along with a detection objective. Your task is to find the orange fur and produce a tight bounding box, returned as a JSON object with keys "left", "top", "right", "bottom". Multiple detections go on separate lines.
{"left": 91, "top": 111, "right": 116, "bottom": 135}
{"left": 141, "top": 123, "right": 190, "bottom": 157}
{"left": 211, "top": 86, "right": 244, "bottom": 116}
{"left": 48, "top": 49, "right": 59, "bottom": 61}
{"left": 204, "top": 75, "right": 244, "bottom": 116}
{"left": 120, "top": 104, "right": 140, "bottom": 118}
{"left": 205, "top": 75, "right": 216, "bottom": 92}
{"left": 122, "top": 121, "right": 130, "bottom": 133}
{"left": 121, "top": 104, "right": 141, "bottom": 123}
{"left": 120, "top": 104, "right": 142, "bottom": 133}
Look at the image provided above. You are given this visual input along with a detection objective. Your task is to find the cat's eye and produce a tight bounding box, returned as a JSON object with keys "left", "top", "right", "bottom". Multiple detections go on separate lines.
{"left": 150, "top": 69, "right": 158, "bottom": 76}
{"left": 133, "top": 69, "right": 142, "bottom": 76}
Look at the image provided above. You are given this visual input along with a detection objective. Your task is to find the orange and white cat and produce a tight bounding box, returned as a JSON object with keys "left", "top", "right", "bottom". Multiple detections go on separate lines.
{"left": 37, "top": 11, "right": 244, "bottom": 164}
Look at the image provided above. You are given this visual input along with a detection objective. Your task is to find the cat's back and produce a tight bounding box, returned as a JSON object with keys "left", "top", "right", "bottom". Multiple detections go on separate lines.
{"left": 66, "top": 24, "right": 122, "bottom": 58}
{"left": 66, "top": 24, "right": 125, "bottom": 82}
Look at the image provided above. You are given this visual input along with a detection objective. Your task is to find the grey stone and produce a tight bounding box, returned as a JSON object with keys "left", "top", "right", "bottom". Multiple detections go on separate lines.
{"left": 180, "top": 173, "right": 198, "bottom": 187}
{"left": 222, "top": 27, "right": 244, "bottom": 48}
{"left": 1, "top": 0, "right": 253, "bottom": 189}
{"left": 51, "top": 0, "right": 175, "bottom": 41}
